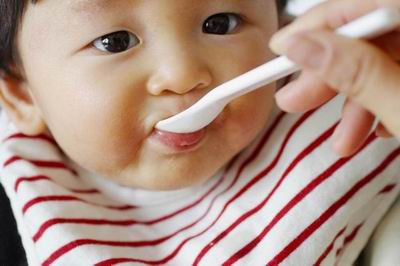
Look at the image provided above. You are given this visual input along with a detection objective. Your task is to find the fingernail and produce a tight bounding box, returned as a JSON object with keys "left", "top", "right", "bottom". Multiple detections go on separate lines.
{"left": 274, "top": 82, "right": 298, "bottom": 113}
{"left": 332, "top": 123, "right": 344, "bottom": 142}
{"left": 275, "top": 85, "right": 291, "bottom": 111}
{"left": 283, "top": 33, "right": 326, "bottom": 69}
{"left": 331, "top": 124, "right": 347, "bottom": 157}
{"left": 270, "top": 30, "right": 290, "bottom": 54}
{"left": 331, "top": 139, "right": 345, "bottom": 158}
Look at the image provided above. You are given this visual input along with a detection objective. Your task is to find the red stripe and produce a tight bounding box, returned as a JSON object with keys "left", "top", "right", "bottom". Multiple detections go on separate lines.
{"left": 4, "top": 156, "right": 23, "bottom": 167}
{"left": 38, "top": 191, "right": 219, "bottom": 255}
{"left": 42, "top": 112, "right": 288, "bottom": 266}
{"left": 4, "top": 156, "right": 78, "bottom": 175}
{"left": 32, "top": 164, "right": 228, "bottom": 242}
{"left": 224, "top": 134, "right": 377, "bottom": 265}
{"left": 83, "top": 112, "right": 316, "bottom": 266}
{"left": 14, "top": 175, "right": 99, "bottom": 194}
{"left": 43, "top": 238, "right": 181, "bottom": 266}
{"left": 266, "top": 146, "right": 400, "bottom": 266}
{"left": 15, "top": 175, "right": 51, "bottom": 192}
{"left": 94, "top": 257, "right": 159, "bottom": 266}
{"left": 22, "top": 195, "right": 136, "bottom": 215}
{"left": 379, "top": 183, "right": 397, "bottom": 194}
{"left": 33, "top": 218, "right": 139, "bottom": 242}
{"left": 69, "top": 188, "right": 99, "bottom": 194}
{"left": 3, "top": 133, "right": 57, "bottom": 145}
{"left": 35, "top": 146, "right": 264, "bottom": 244}
{"left": 314, "top": 226, "right": 347, "bottom": 265}
{"left": 318, "top": 181, "right": 398, "bottom": 263}
{"left": 23, "top": 154, "right": 237, "bottom": 243}
{"left": 314, "top": 181, "right": 396, "bottom": 266}
{"left": 335, "top": 223, "right": 363, "bottom": 257}
{"left": 316, "top": 182, "right": 397, "bottom": 265}
{"left": 194, "top": 121, "right": 337, "bottom": 265}
{"left": 33, "top": 172, "right": 226, "bottom": 242}
{"left": 47, "top": 236, "right": 257, "bottom": 266}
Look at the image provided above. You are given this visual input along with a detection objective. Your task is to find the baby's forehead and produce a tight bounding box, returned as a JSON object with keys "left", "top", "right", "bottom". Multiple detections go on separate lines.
{"left": 31, "top": 0, "right": 117, "bottom": 16}
{"left": 67, "top": 0, "right": 113, "bottom": 14}
{"left": 29, "top": 0, "right": 274, "bottom": 28}
{"left": 61, "top": 0, "right": 265, "bottom": 14}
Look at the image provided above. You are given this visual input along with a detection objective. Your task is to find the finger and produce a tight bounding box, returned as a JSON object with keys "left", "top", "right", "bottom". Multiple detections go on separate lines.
{"left": 375, "top": 122, "right": 394, "bottom": 138}
{"left": 270, "top": 0, "right": 398, "bottom": 54}
{"left": 281, "top": 30, "right": 400, "bottom": 136}
{"left": 332, "top": 100, "right": 375, "bottom": 157}
{"left": 275, "top": 71, "right": 336, "bottom": 112}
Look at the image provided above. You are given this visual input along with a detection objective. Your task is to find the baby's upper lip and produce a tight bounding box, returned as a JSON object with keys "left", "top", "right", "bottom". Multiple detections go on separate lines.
{"left": 157, "top": 102, "right": 204, "bottom": 124}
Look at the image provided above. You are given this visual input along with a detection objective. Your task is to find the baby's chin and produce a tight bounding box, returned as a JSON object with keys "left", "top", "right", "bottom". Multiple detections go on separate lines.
{"left": 137, "top": 172, "right": 215, "bottom": 191}
{"left": 111, "top": 157, "right": 228, "bottom": 191}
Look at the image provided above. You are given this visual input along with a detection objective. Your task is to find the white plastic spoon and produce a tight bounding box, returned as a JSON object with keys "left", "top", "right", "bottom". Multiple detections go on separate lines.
{"left": 156, "top": 8, "right": 400, "bottom": 133}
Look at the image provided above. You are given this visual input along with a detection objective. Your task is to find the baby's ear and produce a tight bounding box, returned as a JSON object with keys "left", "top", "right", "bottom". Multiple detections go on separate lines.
{"left": 0, "top": 75, "right": 47, "bottom": 136}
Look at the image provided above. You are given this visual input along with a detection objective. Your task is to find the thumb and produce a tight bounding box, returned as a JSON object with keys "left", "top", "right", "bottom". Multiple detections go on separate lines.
{"left": 281, "top": 30, "right": 400, "bottom": 135}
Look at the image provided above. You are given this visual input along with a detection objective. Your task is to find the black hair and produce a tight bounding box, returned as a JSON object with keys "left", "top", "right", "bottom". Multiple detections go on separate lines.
{"left": 0, "top": 0, "right": 36, "bottom": 79}
{"left": 0, "top": 0, "right": 287, "bottom": 80}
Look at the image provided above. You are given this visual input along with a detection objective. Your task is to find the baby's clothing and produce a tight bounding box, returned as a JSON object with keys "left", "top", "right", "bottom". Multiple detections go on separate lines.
{"left": 0, "top": 96, "right": 399, "bottom": 266}
{"left": 359, "top": 194, "right": 400, "bottom": 265}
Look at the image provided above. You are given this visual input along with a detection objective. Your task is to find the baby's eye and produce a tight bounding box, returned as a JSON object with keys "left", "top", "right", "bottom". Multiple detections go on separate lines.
{"left": 203, "top": 13, "right": 241, "bottom": 35}
{"left": 92, "top": 31, "right": 140, "bottom": 53}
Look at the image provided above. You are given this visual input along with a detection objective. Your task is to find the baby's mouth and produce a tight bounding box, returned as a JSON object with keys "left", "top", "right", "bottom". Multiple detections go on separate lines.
{"left": 150, "top": 127, "right": 207, "bottom": 152}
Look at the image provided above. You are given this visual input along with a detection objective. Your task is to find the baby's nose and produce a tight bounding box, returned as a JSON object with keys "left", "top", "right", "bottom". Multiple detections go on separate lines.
{"left": 146, "top": 51, "right": 212, "bottom": 96}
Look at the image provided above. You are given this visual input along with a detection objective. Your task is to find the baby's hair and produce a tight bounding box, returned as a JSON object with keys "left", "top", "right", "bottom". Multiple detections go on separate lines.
{"left": 0, "top": 0, "right": 286, "bottom": 80}
{"left": 0, "top": 0, "right": 37, "bottom": 80}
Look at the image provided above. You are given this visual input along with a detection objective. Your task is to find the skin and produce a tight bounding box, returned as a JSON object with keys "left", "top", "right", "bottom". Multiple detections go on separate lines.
{"left": 0, "top": 0, "right": 278, "bottom": 190}
{"left": 270, "top": 0, "right": 400, "bottom": 157}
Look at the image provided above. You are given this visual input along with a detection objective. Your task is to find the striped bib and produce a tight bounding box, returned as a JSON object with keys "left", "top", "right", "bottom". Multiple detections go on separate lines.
{"left": 0, "top": 96, "right": 399, "bottom": 266}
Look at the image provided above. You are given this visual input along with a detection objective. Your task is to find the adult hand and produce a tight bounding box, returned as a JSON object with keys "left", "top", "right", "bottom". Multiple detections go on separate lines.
{"left": 270, "top": 0, "right": 400, "bottom": 157}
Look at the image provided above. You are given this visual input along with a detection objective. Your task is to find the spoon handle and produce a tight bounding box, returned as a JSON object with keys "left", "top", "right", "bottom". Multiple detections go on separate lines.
{"left": 211, "top": 7, "right": 400, "bottom": 103}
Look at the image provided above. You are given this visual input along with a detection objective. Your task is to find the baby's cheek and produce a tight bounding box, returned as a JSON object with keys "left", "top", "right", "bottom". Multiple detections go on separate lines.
{"left": 49, "top": 101, "right": 144, "bottom": 177}
{"left": 209, "top": 85, "right": 274, "bottom": 163}
{"left": 233, "top": 86, "right": 273, "bottom": 127}
{"left": 88, "top": 122, "right": 145, "bottom": 174}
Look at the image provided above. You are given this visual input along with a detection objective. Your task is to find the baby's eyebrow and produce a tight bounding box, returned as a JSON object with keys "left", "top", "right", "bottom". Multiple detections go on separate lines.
{"left": 67, "top": 0, "right": 113, "bottom": 15}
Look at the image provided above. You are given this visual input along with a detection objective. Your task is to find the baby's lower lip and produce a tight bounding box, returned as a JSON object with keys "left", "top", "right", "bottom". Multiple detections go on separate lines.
{"left": 151, "top": 128, "right": 207, "bottom": 152}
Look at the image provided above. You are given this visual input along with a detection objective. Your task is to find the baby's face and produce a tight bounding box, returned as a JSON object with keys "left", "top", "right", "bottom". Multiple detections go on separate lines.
{"left": 17, "top": 0, "right": 278, "bottom": 190}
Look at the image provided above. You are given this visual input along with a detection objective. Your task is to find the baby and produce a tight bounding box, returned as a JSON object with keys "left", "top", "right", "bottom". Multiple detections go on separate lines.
{"left": 0, "top": 0, "right": 399, "bottom": 265}
{"left": 1, "top": 0, "right": 280, "bottom": 191}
